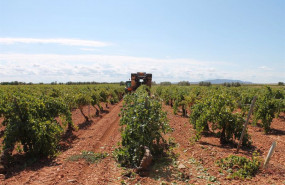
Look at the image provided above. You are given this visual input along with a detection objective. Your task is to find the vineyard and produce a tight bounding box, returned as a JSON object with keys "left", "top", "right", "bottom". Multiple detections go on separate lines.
{"left": 0, "top": 84, "right": 284, "bottom": 184}
{"left": 0, "top": 84, "right": 124, "bottom": 161}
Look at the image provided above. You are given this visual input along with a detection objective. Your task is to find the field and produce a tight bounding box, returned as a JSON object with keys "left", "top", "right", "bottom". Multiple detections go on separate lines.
{"left": 0, "top": 84, "right": 284, "bottom": 184}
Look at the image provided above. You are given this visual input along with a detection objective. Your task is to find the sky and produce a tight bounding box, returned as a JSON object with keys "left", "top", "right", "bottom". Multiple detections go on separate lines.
{"left": 0, "top": 0, "right": 284, "bottom": 83}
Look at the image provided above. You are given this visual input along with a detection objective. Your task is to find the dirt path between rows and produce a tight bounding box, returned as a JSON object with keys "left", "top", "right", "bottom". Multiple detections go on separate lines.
{"left": 2, "top": 102, "right": 124, "bottom": 185}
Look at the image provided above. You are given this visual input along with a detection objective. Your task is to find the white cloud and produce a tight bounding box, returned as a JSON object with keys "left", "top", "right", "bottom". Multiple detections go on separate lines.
{"left": 80, "top": 48, "right": 102, "bottom": 51}
{"left": 0, "top": 38, "right": 111, "bottom": 47}
{"left": 0, "top": 53, "right": 283, "bottom": 83}
{"left": 207, "top": 68, "right": 216, "bottom": 72}
{"left": 0, "top": 53, "right": 215, "bottom": 82}
{"left": 258, "top": 66, "right": 273, "bottom": 71}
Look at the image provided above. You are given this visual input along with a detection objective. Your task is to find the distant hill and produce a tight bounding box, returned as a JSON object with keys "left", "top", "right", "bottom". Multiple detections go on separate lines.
{"left": 190, "top": 79, "right": 252, "bottom": 84}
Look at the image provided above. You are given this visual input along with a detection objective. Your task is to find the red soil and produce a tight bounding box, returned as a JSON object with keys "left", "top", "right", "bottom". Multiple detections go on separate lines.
{"left": 0, "top": 103, "right": 284, "bottom": 185}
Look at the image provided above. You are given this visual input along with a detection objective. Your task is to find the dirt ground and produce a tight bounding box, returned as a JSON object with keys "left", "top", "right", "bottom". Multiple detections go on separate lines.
{"left": 0, "top": 102, "right": 285, "bottom": 185}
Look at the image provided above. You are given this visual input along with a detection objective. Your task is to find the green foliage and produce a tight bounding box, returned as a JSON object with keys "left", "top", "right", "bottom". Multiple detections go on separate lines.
{"left": 0, "top": 84, "right": 125, "bottom": 159}
{"left": 99, "top": 88, "right": 110, "bottom": 103}
{"left": 237, "top": 88, "right": 258, "bottom": 116}
{"left": 190, "top": 89, "right": 251, "bottom": 145}
{"left": 114, "top": 87, "right": 171, "bottom": 167}
{"left": 68, "top": 151, "right": 108, "bottom": 163}
{"left": 75, "top": 92, "right": 92, "bottom": 108}
{"left": 75, "top": 91, "right": 92, "bottom": 121}
{"left": 2, "top": 94, "right": 68, "bottom": 157}
{"left": 137, "top": 85, "right": 151, "bottom": 95}
{"left": 253, "top": 87, "right": 284, "bottom": 133}
{"left": 216, "top": 153, "right": 261, "bottom": 179}
{"left": 155, "top": 86, "right": 192, "bottom": 117}
{"left": 153, "top": 85, "right": 284, "bottom": 145}
{"left": 90, "top": 90, "right": 101, "bottom": 115}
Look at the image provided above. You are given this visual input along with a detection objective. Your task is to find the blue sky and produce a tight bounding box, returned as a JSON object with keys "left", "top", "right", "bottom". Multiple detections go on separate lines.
{"left": 0, "top": 0, "right": 284, "bottom": 83}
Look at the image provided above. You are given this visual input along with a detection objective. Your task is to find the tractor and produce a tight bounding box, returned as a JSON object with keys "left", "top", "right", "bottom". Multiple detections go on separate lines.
{"left": 125, "top": 72, "right": 152, "bottom": 93}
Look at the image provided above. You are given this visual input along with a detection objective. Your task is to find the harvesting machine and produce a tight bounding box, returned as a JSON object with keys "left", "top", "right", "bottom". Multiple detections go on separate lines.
{"left": 125, "top": 72, "right": 152, "bottom": 92}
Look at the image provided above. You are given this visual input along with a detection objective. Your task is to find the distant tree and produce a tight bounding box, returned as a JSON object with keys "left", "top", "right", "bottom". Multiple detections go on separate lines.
{"left": 120, "top": 81, "right": 125, "bottom": 86}
{"left": 223, "top": 82, "right": 241, "bottom": 87}
{"left": 233, "top": 82, "right": 241, "bottom": 87}
{"left": 178, "top": 81, "right": 190, "bottom": 86}
{"left": 12, "top": 81, "right": 19, "bottom": 85}
{"left": 199, "top": 81, "right": 211, "bottom": 86}
{"left": 0, "top": 81, "right": 27, "bottom": 85}
{"left": 0, "top": 82, "right": 8, "bottom": 85}
{"left": 151, "top": 81, "right": 157, "bottom": 85}
{"left": 278, "top": 82, "right": 284, "bottom": 86}
{"left": 160, "top": 81, "right": 172, "bottom": 86}
{"left": 51, "top": 81, "right": 57, "bottom": 85}
{"left": 223, "top": 82, "right": 231, "bottom": 87}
